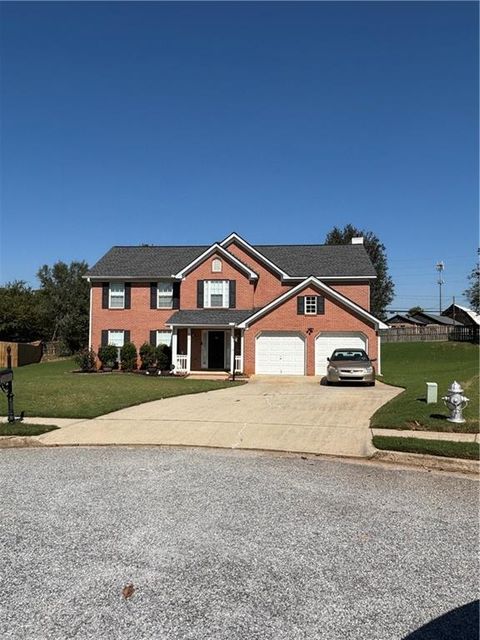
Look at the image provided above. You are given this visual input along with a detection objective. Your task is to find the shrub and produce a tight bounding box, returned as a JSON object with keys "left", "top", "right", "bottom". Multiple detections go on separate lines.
{"left": 74, "top": 347, "right": 97, "bottom": 371}
{"left": 139, "top": 342, "right": 156, "bottom": 369}
{"left": 155, "top": 343, "right": 172, "bottom": 371}
{"left": 98, "top": 344, "right": 119, "bottom": 368}
{"left": 120, "top": 341, "right": 138, "bottom": 371}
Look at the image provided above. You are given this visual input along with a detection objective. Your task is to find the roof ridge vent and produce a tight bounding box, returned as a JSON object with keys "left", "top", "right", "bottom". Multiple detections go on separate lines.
{"left": 351, "top": 237, "right": 364, "bottom": 245}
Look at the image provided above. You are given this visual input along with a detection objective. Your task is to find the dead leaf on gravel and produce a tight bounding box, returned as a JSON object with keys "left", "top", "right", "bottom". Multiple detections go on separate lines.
{"left": 122, "top": 584, "right": 135, "bottom": 599}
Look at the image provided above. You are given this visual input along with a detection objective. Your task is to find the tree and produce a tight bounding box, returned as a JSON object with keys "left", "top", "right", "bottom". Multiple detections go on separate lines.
{"left": 464, "top": 264, "right": 479, "bottom": 312}
{"left": 408, "top": 306, "right": 424, "bottom": 316}
{"left": 324, "top": 224, "right": 395, "bottom": 319}
{"left": 0, "top": 281, "right": 42, "bottom": 342}
{"left": 36, "top": 261, "right": 90, "bottom": 353}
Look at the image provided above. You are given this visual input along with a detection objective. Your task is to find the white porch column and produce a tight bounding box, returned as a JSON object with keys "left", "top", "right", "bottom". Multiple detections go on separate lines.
{"left": 172, "top": 328, "right": 178, "bottom": 371}
{"left": 230, "top": 325, "right": 235, "bottom": 374}
{"left": 187, "top": 328, "right": 192, "bottom": 373}
{"left": 240, "top": 330, "right": 244, "bottom": 373}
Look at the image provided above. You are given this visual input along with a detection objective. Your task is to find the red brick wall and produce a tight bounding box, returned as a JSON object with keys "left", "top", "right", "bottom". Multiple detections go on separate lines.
{"left": 181, "top": 251, "right": 255, "bottom": 308}
{"left": 242, "top": 285, "right": 377, "bottom": 376}
{"left": 91, "top": 282, "right": 174, "bottom": 353}
{"left": 224, "top": 242, "right": 287, "bottom": 307}
{"left": 330, "top": 282, "right": 370, "bottom": 310}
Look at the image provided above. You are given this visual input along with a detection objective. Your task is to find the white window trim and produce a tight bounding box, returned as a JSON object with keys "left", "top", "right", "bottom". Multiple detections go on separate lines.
{"left": 107, "top": 330, "right": 125, "bottom": 347}
{"left": 305, "top": 296, "right": 317, "bottom": 315}
{"left": 109, "top": 283, "right": 125, "bottom": 309}
{"left": 204, "top": 280, "right": 229, "bottom": 309}
{"left": 157, "top": 282, "right": 173, "bottom": 309}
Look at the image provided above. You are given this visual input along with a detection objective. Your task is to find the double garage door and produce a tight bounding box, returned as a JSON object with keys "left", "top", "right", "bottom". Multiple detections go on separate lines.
{"left": 255, "top": 331, "right": 367, "bottom": 376}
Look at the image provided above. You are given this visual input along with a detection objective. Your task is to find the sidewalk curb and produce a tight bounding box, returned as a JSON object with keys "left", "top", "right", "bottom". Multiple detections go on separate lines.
{"left": 0, "top": 436, "right": 45, "bottom": 449}
{"left": 370, "top": 449, "right": 479, "bottom": 475}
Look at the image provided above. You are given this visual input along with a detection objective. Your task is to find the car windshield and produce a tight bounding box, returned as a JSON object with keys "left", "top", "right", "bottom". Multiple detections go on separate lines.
{"left": 330, "top": 349, "right": 369, "bottom": 362}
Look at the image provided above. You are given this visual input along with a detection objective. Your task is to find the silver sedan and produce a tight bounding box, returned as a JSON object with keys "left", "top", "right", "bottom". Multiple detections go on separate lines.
{"left": 326, "top": 348, "right": 376, "bottom": 386}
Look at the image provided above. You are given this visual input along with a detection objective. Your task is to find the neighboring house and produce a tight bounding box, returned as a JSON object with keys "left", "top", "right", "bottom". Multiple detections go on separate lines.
{"left": 386, "top": 314, "right": 427, "bottom": 327}
{"left": 86, "top": 232, "right": 388, "bottom": 376}
{"left": 409, "top": 311, "right": 463, "bottom": 327}
{"left": 441, "top": 304, "right": 480, "bottom": 327}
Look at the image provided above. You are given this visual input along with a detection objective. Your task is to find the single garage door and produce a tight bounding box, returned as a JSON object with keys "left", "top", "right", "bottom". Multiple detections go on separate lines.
{"left": 315, "top": 333, "right": 367, "bottom": 376}
{"left": 255, "top": 332, "right": 305, "bottom": 375}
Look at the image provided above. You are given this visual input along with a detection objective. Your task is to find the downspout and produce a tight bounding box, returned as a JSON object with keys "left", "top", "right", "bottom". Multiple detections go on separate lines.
{"left": 377, "top": 333, "right": 382, "bottom": 376}
{"left": 88, "top": 278, "right": 93, "bottom": 350}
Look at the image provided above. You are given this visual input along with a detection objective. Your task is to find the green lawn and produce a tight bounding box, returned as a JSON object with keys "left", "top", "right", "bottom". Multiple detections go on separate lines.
{"left": 373, "top": 435, "right": 480, "bottom": 461}
{"left": 2, "top": 359, "right": 244, "bottom": 419}
{"left": 372, "top": 342, "right": 479, "bottom": 433}
{"left": 0, "top": 422, "right": 59, "bottom": 436}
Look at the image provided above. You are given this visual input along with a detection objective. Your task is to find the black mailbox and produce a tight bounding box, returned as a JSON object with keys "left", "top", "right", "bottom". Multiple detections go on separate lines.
{"left": 0, "top": 368, "right": 13, "bottom": 385}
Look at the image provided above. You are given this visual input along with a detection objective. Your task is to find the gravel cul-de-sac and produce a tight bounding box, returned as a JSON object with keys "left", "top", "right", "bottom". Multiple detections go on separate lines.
{"left": 0, "top": 447, "right": 478, "bottom": 640}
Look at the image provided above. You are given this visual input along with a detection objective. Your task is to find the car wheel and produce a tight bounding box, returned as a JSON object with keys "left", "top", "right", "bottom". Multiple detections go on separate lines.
{"left": 367, "top": 381, "right": 375, "bottom": 387}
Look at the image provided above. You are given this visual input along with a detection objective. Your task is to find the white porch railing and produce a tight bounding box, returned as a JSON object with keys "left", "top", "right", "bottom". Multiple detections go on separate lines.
{"left": 234, "top": 355, "right": 243, "bottom": 373}
{"left": 175, "top": 354, "right": 188, "bottom": 374}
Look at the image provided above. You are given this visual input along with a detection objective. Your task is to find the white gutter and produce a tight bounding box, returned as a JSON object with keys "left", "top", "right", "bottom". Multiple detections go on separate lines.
{"left": 87, "top": 278, "right": 93, "bottom": 350}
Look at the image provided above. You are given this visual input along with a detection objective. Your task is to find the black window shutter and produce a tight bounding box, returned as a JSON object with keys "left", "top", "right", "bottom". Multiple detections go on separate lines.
{"left": 297, "top": 296, "right": 305, "bottom": 315}
{"left": 102, "top": 283, "right": 109, "bottom": 309}
{"left": 101, "top": 330, "right": 109, "bottom": 346}
{"left": 150, "top": 283, "right": 157, "bottom": 309}
{"left": 172, "top": 282, "right": 180, "bottom": 309}
{"left": 124, "top": 283, "right": 131, "bottom": 309}
{"left": 124, "top": 330, "right": 130, "bottom": 344}
{"left": 197, "top": 280, "right": 204, "bottom": 308}
{"left": 229, "top": 280, "right": 236, "bottom": 308}
{"left": 317, "top": 296, "right": 325, "bottom": 315}
{"left": 150, "top": 330, "right": 157, "bottom": 346}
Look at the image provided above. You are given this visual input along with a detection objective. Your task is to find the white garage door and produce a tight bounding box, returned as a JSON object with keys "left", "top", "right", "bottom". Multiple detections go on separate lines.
{"left": 315, "top": 333, "right": 367, "bottom": 376}
{"left": 255, "top": 332, "right": 305, "bottom": 375}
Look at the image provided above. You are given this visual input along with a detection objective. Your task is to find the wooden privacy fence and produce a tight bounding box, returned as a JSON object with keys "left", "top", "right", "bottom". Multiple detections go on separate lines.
{"left": 0, "top": 341, "right": 43, "bottom": 367}
{"left": 380, "top": 326, "right": 479, "bottom": 344}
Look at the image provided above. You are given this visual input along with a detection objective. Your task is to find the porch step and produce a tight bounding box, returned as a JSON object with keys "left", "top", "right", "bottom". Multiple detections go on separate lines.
{"left": 187, "top": 371, "right": 230, "bottom": 381}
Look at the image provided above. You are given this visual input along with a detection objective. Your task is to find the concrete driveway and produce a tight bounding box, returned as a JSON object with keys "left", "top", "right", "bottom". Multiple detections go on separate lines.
{"left": 39, "top": 377, "right": 401, "bottom": 457}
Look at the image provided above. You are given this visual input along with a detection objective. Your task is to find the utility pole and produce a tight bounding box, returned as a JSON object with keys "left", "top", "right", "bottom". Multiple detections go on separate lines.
{"left": 436, "top": 261, "right": 444, "bottom": 315}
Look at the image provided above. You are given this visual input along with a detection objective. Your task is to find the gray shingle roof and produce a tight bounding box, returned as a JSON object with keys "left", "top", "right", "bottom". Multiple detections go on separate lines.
{"left": 167, "top": 309, "right": 256, "bottom": 326}
{"left": 255, "top": 244, "right": 376, "bottom": 277}
{"left": 87, "top": 243, "right": 376, "bottom": 278}
{"left": 411, "top": 312, "right": 464, "bottom": 326}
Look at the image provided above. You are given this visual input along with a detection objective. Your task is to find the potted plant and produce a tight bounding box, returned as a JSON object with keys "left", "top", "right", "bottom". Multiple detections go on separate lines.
{"left": 74, "top": 348, "right": 97, "bottom": 373}
{"left": 155, "top": 344, "right": 172, "bottom": 375}
{"left": 98, "top": 344, "right": 119, "bottom": 372}
{"left": 120, "top": 342, "right": 138, "bottom": 372}
{"left": 139, "top": 342, "right": 157, "bottom": 375}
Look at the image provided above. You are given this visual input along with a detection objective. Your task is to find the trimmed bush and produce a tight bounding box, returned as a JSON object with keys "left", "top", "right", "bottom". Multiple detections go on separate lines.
{"left": 120, "top": 341, "right": 138, "bottom": 371}
{"left": 98, "top": 344, "right": 119, "bottom": 369}
{"left": 74, "top": 348, "right": 97, "bottom": 372}
{"left": 155, "top": 344, "right": 172, "bottom": 371}
{"left": 139, "top": 342, "right": 156, "bottom": 369}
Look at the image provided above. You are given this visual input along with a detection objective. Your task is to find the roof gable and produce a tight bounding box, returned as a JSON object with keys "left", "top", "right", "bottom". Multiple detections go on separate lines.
{"left": 238, "top": 276, "right": 388, "bottom": 329}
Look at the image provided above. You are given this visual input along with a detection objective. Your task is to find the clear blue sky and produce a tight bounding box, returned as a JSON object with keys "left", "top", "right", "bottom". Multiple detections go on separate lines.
{"left": 1, "top": 1, "right": 478, "bottom": 312}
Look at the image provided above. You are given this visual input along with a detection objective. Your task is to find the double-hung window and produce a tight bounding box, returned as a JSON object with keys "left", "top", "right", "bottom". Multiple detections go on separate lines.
{"left": 108, "top": 330, "right": 125, "bottom": 347}
{"left": 156, "top": 330, "right": 172, "bottom": 347}
{"left": 157, "top": 282, "right": 173, "bottom": 308}
{"left": 204, "top": 280, "right": 229, "bottom": 308}
{"left": 109, "top": 283, "right": 125, "bottom": 309}
{"left": 305, "top": 296, "right": 318, "bottom": 315}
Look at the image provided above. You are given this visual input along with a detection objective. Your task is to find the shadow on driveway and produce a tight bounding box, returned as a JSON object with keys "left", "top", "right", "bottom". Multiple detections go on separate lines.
{"left": 403, "top": 600, "right": 479, "bottom": 640}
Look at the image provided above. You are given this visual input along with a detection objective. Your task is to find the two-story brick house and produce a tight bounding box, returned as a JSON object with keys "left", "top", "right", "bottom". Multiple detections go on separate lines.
{"left": 87, "top": 232, "right": 388, "bottom": 376}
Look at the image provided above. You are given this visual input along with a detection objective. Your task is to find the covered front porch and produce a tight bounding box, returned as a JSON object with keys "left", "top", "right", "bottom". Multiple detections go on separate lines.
{"left": 171, "top": 326, "right": 244, "bottom": 375}
{"left": 167, "top": 309, "right": 253, "bottom": 376}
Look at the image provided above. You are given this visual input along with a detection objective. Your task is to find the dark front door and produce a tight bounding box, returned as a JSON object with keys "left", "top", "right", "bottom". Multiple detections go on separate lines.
{"left": 208, "top": 331, "right": 225, "bottom": 369}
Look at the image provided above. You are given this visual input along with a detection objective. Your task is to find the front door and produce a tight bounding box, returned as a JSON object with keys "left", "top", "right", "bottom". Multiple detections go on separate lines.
{"left": 208, "top": 331, "right": 225, "bottom": 369}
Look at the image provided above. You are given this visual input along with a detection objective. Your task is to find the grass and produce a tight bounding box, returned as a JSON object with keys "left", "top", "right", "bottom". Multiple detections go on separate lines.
{"left": 372, "top": 342, "right": 479, "bottom": 433}
{"left": 2, "top": 359, "right": 244, "bottom": 419}
{"left": 373, "top": 435, "right": 480, "bottom": 461}
{"left": 0, "top": 422, "right": 59, "bottom": 436}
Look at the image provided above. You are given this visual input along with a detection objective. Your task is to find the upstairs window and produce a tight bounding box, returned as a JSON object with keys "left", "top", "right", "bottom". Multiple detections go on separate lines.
{"left": 305, "top": 296, "right": 317, "bottom": 315}
{"left": 157, "top": 282, "right": 173, "bottom": 308}
{"left": 212, "top": 258, "right": 222, "bottom": 273}
{"left": 109, "top": 283, "right": 125, "bottom": 309}
{"left": 204, "top": 280, "right": 229, "bottom": 308}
